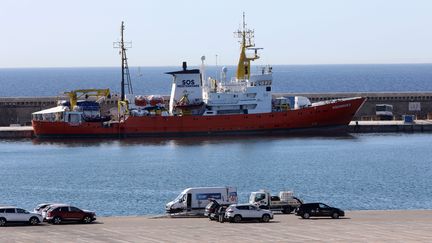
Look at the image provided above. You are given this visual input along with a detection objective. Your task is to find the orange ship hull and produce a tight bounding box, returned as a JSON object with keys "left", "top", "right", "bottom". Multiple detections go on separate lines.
{"left": 32, "top": 97, "right": 366, "bottom": 138}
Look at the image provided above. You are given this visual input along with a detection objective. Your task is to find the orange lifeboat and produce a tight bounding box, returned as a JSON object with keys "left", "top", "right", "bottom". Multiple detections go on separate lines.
{"left": 148, "top": 95, "right": 165, "bottom": 107}
{"left": 134, "top": 96, "right": 148, "bottom": 106}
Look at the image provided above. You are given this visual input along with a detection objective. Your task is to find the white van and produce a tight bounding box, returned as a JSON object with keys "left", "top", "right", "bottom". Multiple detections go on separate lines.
{"left": 166, "top": 187, "right": 237, "bottom": 214}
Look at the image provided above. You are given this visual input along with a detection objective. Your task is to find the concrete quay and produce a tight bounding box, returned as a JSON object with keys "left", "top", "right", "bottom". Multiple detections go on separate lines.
{"left": 2, "top": 210, "right": 432, "bottom": 242}
{"left": 0, "top": 126, "right": 33, "bottom": 138}
{"left": 348, "top": 120, "right": 432, "bottom": 133}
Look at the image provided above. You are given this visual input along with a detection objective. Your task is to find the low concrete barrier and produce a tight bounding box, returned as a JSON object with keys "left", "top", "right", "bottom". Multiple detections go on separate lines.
{"left": 348, "top": 120, "right": 432, "bottom": 133}
{"left": 0, "top": 126, "right": 34, "bottom": 138}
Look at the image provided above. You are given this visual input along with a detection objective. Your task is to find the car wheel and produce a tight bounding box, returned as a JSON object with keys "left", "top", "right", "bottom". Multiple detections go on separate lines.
{"left": 261, "top": 214, "right": 270, "bottom": 223}
{"left": 53, "top": 216, "right": 62, "bottom": 225}
{"left": 233, "top": 215, "right": 242, "bottom": 223}
{"left": 29, "top": 217, "right": 40, "bottom": 225}
{"left": 302, "top": 212, "right": 310, "bottom": 219}
{"left": 0, "top": 217, "right": 6, "bottom": 227}
{"left": 83, "top": 216, "right": 92, "bottom": 224}
{"left": 332, "top": 212, "right": 339, "bottom": 219}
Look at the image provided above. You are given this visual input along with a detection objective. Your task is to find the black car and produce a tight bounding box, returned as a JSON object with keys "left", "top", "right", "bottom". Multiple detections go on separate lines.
{"left": 295, "top": 203, "right": 345, "bottom": 219}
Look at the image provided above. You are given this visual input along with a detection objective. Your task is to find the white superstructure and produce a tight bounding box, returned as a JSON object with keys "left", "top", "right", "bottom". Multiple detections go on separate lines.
{"left": 202, "top": 66, "right": 273, "bottom": 115}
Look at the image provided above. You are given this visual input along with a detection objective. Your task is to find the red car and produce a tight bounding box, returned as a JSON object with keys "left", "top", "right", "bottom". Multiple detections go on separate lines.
{"left": 46, "top": 205, "right": 96, "bottom": 224}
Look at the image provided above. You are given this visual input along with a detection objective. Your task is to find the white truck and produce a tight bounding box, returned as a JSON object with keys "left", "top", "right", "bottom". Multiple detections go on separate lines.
{"left": 249, "top": 190, "right": 302, "bottom": 214}
{"left": 166, "top": 187, "right": 237, "bottom": 215}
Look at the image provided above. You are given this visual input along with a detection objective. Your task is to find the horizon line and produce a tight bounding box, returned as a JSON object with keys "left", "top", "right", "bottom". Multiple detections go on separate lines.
{"left": 2, "top": 62, "right": 432, "bottom": 69}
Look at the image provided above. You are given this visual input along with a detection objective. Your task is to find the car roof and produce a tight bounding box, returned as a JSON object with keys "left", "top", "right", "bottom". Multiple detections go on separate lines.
{"left": 301, "top": 203, "right": 327, "bottom": 206}
{"left": 46, "top": 203, "right": 70, "bottom": 208}
{"left": 232, "top": 204, "right": 254, "bottom": 207}
{"left": 0, "top": 206, "right": 17, "bottom": 209}
{"left": 37, "top": 202, "right": 57, "bottom": 206}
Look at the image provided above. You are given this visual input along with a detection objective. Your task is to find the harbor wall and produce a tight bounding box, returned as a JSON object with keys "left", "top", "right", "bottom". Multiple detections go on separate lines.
{"left": 1, "top": 92, "right": 432, "bottom": 126}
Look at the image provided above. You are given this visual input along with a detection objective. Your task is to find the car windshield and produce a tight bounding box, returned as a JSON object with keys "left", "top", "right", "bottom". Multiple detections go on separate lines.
{"left": 251, "top": 193, "right": 265, "bottom": 202}
{"left": 175, "top": 193, "right": 185, "bottom": 202}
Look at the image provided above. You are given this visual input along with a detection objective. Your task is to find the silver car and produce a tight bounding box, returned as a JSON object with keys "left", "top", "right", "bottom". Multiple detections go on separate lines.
{"left": 225, "top": 204, "right": 273, "bottom": 223}
{"left": 0, "top": 206, "right": 43, "bottom": 226}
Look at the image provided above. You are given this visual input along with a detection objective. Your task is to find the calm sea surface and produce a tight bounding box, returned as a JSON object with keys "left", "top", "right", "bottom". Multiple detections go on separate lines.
{"left": 1, "top": 133, "right": 432, "bottom": 216}
{"left": 1, "top": 64, "right": 432, "bottom": 97}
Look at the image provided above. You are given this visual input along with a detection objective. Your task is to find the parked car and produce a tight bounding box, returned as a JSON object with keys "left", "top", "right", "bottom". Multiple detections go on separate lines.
{"left": 41, "top": 203, "right": 69, "bottom": 221}
{"left": 204, "top": 200, "right": 219, "bottom": 219}
{"left": 205, "top": 199, "right": 232, "bottom": 221}
{"left": 46, "top": 205, "right": 96, "bottom": 224}
{"left": 0, "top": 206, "right": 43, "bottom": 226}
{"left": 33, "top": 203, "right": 60, "bottom": 214}
{"left": 225, "top": 204, "right": 273, "bottom": 223}
{"left": 295, "top": 203, "right": 345, "bottom": 219}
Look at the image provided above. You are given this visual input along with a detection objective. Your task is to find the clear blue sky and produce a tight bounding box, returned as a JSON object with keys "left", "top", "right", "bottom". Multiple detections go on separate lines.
{"left": 2, "top": 0, "right": 432, "bottom": 67}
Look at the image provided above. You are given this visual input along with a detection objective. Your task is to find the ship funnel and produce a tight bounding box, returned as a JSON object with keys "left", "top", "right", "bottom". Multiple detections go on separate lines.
{"left": 166, "top": 64, "right": 202, "bottom": 115}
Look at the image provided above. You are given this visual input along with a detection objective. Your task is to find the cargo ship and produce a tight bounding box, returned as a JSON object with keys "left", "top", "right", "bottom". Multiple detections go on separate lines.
{"left": 32, "top": 18, "right": 366, "bottom": 138}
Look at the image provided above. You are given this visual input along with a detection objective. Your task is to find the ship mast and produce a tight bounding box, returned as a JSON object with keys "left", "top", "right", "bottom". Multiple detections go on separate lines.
{"left": 235, "top": 13, "right": 261, "bottom": 80}
{"left": 114, "top": 21, "right": 133, "bottom": 101}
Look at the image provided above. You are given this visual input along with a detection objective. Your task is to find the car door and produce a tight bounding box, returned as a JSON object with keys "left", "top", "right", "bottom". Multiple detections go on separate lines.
{"left": 5, "top": 208, "right": 18, "bottom": 221}
{"left": 69, "top": 207, "right": 83, "bottom": 220}
{"left": 59, "top": 206, "right": 71, "bottom": 220}
{"left": 236, "top": 205, "right": 248, "bottom": 218}
{"left": 186, "top": 193, "right": 192, "bottom": 211}
{"left": 16, "top": 208, "right": 30, "bottom": 221}
{"left": 318, "top": 203, "right": 332, "bottom": 216}
{"left": 309, "top": 204, "right": 320, "bottom": 216}
{"left": 248, "top": 205, "right": 260, "bottom": 218}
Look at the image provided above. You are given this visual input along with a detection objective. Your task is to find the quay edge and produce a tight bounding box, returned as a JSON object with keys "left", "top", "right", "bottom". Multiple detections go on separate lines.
{"left": 2, "top": 120, "right": 432, "bottom": 139}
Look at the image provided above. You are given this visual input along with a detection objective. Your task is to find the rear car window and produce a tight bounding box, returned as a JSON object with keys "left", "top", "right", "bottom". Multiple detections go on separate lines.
{"left": 5, "top": 208, "right": 15, "bottom": 213}
{"left": 70, "top": 207, "right": 81, "bottom": 212}
{"left": 205, "top": 202, "right": 214, "bottom": 209}
{"left": 236, "top": 205, "right": 249, "bottom": 210}
{"left": 39, "top": 204, "right": 49, "bottom": 210}
{"left": 0, "top": 209, "right": 4, "bottom": 213}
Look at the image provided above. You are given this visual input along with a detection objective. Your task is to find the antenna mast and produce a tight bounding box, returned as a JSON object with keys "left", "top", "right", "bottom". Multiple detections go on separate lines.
{"left": 234, "top": 12, "right": 261, "bottom": 80}
{"left": 114, "top": 21, "right": 133, "bottom": 101}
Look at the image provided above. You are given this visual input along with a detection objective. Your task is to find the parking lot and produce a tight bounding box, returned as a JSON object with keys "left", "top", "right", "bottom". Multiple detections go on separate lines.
{"left": 2, "top": 210, "right": 432, "bottom": 242}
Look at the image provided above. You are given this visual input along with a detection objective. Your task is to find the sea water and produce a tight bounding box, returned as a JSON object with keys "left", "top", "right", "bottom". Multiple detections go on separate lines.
{"left": 1, "top": 133, "right": 432, "bottom": 216}
{"left": 1, "top": 64, "right": 432, "bottom": 97}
